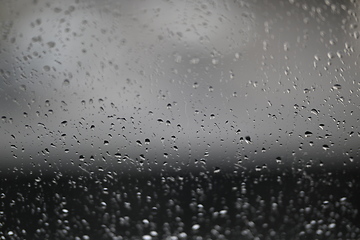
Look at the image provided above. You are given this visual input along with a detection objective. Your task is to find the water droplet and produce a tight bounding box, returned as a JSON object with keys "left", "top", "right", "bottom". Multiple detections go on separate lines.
{"left": 192, "top": 224, "right": 200, "bottom": 230}
{"left": 263, "top": 40, "right": 268, "bottom": 50}
{"left": 309, "top": 108, "right": 319, "bottom": 116}
{"left": 353, "top": 31, "right": 359, "bottom": 39}
{"left": 142, "top": 235, "right": 152, "bottom": 240}
{"left": 283, "top": 42, "right": 290, "bottom": 51}
{"left": 245, "top": 136, "right": 252, "bottom": 143}
{"left": 47, "top": 41, "right": 55, "bottom": 48}
{"left": 327, "top": 52, "right": 335, "bottom": 59}
{"left": 63, "top": 79, "right": 70, "bottom": 86}
{"left": 304, "top": 131, "right": 312, "bottom": 137}
{"left": 19, "top": 84, "right": 26, "bottom": 91}
{"left": 214, "top": 167, "right": 221, "bottom": 173}
{"left": 190, "top": 58, "right": 199, "bottom": 64}
{"left": 332, "top": 84, "right": 342, "bottom": 90}
{"left": 43, "top": 65, "right": 50, "bottom": 72}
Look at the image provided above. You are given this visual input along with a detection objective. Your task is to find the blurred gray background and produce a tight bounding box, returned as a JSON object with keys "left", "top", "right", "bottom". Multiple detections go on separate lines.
{"left": 1, "top": 0, "right": 359, "bottom": 175}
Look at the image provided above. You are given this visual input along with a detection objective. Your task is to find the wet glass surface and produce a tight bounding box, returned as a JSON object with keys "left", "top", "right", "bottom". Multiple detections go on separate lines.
{"left": 1, "top": 0, "right": 360, "bottom": 239}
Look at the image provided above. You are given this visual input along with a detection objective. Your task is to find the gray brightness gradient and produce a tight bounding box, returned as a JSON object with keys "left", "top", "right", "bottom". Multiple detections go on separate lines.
{"left": 1, "top": 0, "right": 360, "bottom": 176}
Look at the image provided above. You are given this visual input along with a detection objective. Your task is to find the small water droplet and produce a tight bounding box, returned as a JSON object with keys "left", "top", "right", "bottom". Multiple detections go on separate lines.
{"left": 229, "top": 70, "right": 235, "bottom": 79}
{"left": 192, "top": 224, "right": 200, "bottom": 230}
{"left": 43, "top": 65, "right": 50, "bottom": 71}
{"left": 327, "top": 52, "right": 335, "bottom": 59}
{"left": 353, "top": 31, "right": 359, "bottom": 39}
{"left": 332, "top": 84, "right": 342, "bottom": 90}
{"left": 283, "top": 42, "right": 290, "bottom": 51}
{"left": 190, "top": 58, "right": 200, "bottom": 64}
{"left": 19, "top": 85, "right": 26, "bottom": 91}
{"left": 47, "top": 41, "right": 56, "bottom": 48}
{"left": 63, "top": 79, "right": 70, "bottom": 86}
{"left": 304, "top": 131, "right": 312, "bottom": 137}
{"left": 142, "top": 235, "right": 152, "bottom": 240}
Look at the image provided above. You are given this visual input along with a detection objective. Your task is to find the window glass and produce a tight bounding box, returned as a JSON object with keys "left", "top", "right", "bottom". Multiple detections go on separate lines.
{"left": 1, "top": 0, "right": 359, "bottom": 239}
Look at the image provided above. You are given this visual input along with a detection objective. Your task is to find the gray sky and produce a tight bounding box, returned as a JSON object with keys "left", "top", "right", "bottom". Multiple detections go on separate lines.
{"left": 1, "top": 0, "right": 359, "bottom": 175}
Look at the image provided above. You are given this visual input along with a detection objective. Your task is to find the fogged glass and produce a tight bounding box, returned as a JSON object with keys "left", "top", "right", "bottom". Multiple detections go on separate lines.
{"left": 1, "top": 0, "right": 360, "bottom": 239}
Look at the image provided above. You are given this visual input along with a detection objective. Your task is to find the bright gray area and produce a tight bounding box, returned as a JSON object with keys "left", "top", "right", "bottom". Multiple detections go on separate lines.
{"left": 1, "top": 0, "right": 359, "bottom": 175}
